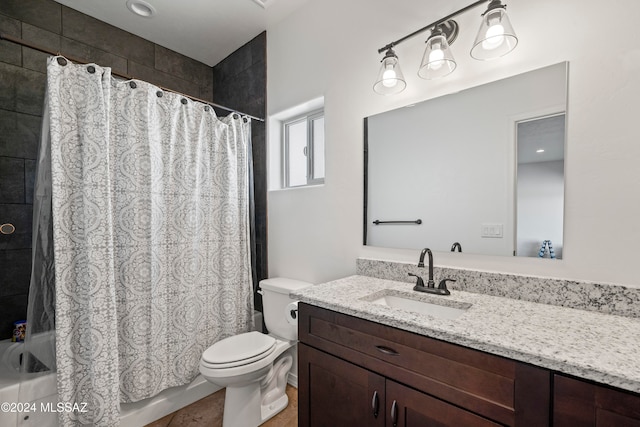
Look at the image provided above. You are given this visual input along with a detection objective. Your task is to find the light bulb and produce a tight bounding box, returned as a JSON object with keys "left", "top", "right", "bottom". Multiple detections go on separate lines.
{"left": 471, "top": 4, "right": 518, "bottom": 60}
{"left": 428, "top": 47, "right": 445, "bottom": 70}
{"left": 419, "top": 32, "right": 456, "bottom": 80}
{"left": 382, "top": 64, "right": 398, "bottom": 88}
{"left": 374, "top": 48, "right": 406, "bottom": 94}
{"left": 482, "top": 23, "right": 505, "bottom": 50}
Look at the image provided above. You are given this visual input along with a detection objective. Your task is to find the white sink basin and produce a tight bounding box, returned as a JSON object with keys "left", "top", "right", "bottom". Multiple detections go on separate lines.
{"left": 370, "top": 294, "right": 469, "bottom": 320}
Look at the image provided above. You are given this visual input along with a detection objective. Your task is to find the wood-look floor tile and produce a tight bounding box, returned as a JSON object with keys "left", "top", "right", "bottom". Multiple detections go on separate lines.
{"left": 145, "top": 412, "right": 174, "bottom": 427}
{"left": 167, "top": 389, "right": 225, "bottom": 427}
{"left": 263, "top": 385, "right": 298, "bottom": 427}
{"left": 278, "top": 417, "right": 298, "bottom": 427}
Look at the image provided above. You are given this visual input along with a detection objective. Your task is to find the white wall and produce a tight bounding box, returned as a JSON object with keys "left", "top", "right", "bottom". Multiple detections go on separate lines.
{"left": 266, "top": 0, "right": 640, "bottom": 288}
{"left": 366, "top": 63, "right": 566, "bottom": 255}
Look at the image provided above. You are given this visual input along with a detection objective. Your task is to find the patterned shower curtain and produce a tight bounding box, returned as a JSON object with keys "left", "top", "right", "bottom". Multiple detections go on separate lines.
{"left": 42, "top": 57, "right": 254, "bottom": 426}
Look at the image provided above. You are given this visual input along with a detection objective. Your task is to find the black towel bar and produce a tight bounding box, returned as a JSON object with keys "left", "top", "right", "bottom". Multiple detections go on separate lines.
{"left": 372, "top": 219, "right": 422, "bottom": 225}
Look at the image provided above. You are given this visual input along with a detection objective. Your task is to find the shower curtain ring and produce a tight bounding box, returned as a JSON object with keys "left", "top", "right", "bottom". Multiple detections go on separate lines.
{"left": 0, "top": 223, "right": 16, "bottom": 235}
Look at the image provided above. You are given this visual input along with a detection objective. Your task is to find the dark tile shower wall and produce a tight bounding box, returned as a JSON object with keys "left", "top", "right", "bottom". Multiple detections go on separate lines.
{"left": 0, "top": 0, "right": 267, "bottom": 337}
{"left": 212, "top": 33, "right": 267, "bottom": 311}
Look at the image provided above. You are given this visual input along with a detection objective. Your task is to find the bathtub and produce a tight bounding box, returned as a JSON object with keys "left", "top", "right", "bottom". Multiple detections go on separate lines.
{"left": 0, "top": 336, "right": 221, "bottom": 427}
{"left": 0, "top": 335, "right": 57, "bottom": 427}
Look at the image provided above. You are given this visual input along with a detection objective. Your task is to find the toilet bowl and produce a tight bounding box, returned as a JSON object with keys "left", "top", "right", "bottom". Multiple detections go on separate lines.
{"left": 200, "top": 278, "right": 312, "bottom": 427}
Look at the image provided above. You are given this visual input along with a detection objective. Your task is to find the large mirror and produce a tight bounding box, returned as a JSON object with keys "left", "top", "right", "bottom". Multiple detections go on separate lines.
{"left": 364, "top": 62, "right": 567, "bottom": 258}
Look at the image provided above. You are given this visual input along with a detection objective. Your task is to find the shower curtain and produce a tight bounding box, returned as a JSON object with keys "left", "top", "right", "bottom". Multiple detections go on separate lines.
{"left": 27, "top": 56, "right": 254, "bottom": 426}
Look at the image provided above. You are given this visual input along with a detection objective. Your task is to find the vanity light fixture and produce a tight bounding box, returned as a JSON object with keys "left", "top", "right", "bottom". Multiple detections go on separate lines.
{"left": 374, "top": 0, "right": 517, "bottom": 94}
{"left": 536, "top": 149, "right": 545, "bottom": 153}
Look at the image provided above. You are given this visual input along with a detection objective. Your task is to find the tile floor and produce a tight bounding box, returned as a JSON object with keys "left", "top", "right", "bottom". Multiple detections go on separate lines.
{"left": 145, "top": 385, "right": 298, "bottom": 427}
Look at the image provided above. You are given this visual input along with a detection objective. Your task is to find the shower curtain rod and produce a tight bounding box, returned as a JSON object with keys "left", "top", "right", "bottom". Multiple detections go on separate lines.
{"left": 0, "top": 33, "right": 265, "bottom": 122}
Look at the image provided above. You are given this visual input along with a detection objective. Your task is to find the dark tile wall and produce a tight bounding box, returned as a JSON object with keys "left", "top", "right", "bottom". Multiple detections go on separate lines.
{"left": 212, "top": 33, "right": 267, "bottom": 311}
{"left": 0, "top": 0, "right": 225, "bottom": 338}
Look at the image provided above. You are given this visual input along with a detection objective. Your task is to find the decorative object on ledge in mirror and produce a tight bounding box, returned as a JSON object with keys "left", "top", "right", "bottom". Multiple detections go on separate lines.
{"left": 372, "top": 219, "right": 422, "bottom": 225}
{"left": 373, "top": 0, "right": 518, "bottom": 95}
{"left": 538, "top": 240, "right": 556, "bottom": 259}
{"left": 451, "top": 242, "right": 462, "bottom": 252}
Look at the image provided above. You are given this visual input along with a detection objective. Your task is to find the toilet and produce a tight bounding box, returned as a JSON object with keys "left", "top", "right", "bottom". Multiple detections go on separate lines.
{"left": 199, "top": 277, "right": 312, "bottom": 427}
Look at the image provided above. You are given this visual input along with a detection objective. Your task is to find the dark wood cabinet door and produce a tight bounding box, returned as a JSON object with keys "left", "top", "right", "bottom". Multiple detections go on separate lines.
{"left": 386, "top": 380, "right": 503, "bottom": 427}
{"left": 298, "top": 343, "right": 386, "bottom": 427}
{"left": 554, "top": 374, "right": 640, "bottom": 427}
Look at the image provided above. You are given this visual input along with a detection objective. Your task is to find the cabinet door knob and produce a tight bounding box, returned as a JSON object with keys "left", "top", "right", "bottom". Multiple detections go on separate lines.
{"left": 391, "top": 400, "right": 398, "bottom": 427}
{"left": 371, "top": 390, "right": 379, "bottom": 418}
{"left": 375, "top": 345, "right": 399, "bottom": 356}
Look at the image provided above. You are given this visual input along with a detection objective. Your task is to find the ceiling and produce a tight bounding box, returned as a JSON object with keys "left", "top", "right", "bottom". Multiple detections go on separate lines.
{"left": 53, "top": 0, "right": 307, "bottom": 66}
{"left": 517, "top": 114, "right": 566, "bottom": 164}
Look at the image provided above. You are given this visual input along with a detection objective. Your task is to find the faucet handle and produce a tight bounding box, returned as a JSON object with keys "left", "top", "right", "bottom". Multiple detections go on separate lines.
{"left": 437, "top": 279, "right": 456, "bottom": 293}
{"left": 408, "top": 273, "right": 425, "bottom": 288}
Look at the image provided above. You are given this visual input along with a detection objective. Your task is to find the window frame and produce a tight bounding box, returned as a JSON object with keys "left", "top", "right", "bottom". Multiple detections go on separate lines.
{"left": 282, "top": 109, "right": 325, "bottom": 188}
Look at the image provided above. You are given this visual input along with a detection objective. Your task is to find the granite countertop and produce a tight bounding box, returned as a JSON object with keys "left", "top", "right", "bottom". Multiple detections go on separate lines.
{"left": 291, "top": 275, "right": 640, "bottom": 394}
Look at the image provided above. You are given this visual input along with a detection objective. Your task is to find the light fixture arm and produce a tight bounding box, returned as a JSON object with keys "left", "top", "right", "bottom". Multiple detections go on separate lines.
{"left": 377, "top": 0, "right": 491, "bottom": 54}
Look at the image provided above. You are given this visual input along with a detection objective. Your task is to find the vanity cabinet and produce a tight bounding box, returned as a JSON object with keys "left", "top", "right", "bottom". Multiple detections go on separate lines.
{"left": 298, "top": 303, "right": 551, "bottom": 427}
{"left": 554, "top": 374, "right": 640, "bottom": 426}
{"left": 299, "top": 344, "right": 501, "bottom": 427}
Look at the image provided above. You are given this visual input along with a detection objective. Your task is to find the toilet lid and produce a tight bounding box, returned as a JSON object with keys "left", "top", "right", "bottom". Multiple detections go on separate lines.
{"left": 202, "top": 331, "right": 276, "bottom": 366}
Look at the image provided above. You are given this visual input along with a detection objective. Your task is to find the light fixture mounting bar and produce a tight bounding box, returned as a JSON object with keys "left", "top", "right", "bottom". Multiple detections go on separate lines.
{"left": 377, "top": 0, "right": 490, "bottom": 54}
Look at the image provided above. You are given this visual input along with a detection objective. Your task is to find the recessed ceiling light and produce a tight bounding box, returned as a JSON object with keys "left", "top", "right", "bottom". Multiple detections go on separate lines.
{"left": 252, "top": 0, "right": 274, "bottom": 9}
{"left": 126, "top": 0, "right": 156, "bottom": 18}
{"left": 536, "top": 149, "right": 545, "bottom": 153}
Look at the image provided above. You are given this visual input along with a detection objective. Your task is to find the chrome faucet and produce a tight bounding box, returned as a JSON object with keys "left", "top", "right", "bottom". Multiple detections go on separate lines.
{"left": 451, "top": 242, "right": 462, "bottom": 252}
{"left": 417, "top": 248, "right": 435, "bottom": 287}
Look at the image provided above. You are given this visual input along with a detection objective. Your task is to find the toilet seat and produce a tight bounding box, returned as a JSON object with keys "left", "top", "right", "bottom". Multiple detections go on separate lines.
{"left": 202, "top": 331, "right": 276, "bottom": 369}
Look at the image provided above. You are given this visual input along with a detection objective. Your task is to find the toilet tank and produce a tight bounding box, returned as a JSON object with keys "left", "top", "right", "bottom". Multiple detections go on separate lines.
{"left": 260, "top": 278, "right": 312, "bottom": 341}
